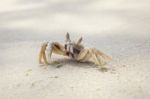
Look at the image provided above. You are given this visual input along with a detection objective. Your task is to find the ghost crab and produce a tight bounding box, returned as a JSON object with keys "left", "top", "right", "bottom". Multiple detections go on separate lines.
{"left": 39, "top": 33, "right": 112, "bottom": 68}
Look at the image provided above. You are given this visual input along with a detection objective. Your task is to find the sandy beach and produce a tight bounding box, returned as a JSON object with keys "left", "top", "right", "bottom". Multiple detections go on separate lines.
{"left": 0, "top": 0, "right": 150, "bottom": 99}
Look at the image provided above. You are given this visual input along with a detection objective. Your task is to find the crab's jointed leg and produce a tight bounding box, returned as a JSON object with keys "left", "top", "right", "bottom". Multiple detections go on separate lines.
{"left": 39, "top": 42, "right": 66, "bottom": 65}
{"left": 77, "top": 48, "right": 112, "bottom": 68}
{"left": 39, "top": 42, "right": 49, "bottom": 64}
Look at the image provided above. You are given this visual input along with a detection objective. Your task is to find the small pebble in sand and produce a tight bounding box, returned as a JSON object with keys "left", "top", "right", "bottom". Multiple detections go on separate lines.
{"left": 122, "top": 65, "right": 126, "bottom": 67}
{"left": 31, "top": 82, "right": 35, "bottom": 87}
{"left": 26, "top": 73, "right": 29, "bottom": 76}
{"left": 48, "top": 76, "right": 59, "bottom": 79}
{"left": 70, "top": 86, "right": 74, "bottom": 91}
{"left": 54, "top": 76, "right": 59, "bottom": 78}
{"left": 16, "top": 84, "right": 21, "bottom": 87}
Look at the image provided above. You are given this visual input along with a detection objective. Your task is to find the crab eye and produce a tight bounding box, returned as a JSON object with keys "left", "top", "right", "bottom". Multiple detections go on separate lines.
{"left": 65, "top": 44, "right": 67, "bottom": 49}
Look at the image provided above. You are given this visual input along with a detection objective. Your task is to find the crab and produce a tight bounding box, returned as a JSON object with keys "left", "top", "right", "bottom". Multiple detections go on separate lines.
{"left": 39, "top": 33, "right": 112, "bottom": 68}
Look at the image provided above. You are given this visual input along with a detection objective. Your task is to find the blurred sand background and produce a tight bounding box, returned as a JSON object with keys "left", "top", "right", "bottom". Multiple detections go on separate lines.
{"left": 0, "top": 0, "right": 150, "bottom": 99}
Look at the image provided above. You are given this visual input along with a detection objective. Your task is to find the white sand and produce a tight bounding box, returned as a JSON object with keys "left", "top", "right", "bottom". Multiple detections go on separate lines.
{"left": 0, "top": 0, "right": 150, "bottom": 99}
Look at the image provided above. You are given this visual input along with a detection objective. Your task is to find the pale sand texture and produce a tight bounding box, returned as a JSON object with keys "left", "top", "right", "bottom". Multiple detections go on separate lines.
{"left": 0, "top": 0, "right": 150, "bottom": 99}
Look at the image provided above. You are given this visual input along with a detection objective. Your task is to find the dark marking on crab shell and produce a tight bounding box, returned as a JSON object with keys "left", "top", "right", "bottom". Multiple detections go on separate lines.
{"left": 54, "top": 44, "right": 61, "bottom": 50}
{"left": 73, "top": 47, "right": 80, "bottom": 54}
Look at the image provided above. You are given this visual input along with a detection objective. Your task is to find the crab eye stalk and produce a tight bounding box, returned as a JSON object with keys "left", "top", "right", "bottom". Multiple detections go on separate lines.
{"left": 76, "top": 37, "right": 83, "bottom": 45}
{"left": 65, "top": 32, "right": 71, "bottom": 42}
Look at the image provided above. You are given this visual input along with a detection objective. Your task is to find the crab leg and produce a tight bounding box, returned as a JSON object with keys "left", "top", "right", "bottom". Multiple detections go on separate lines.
{"left": 77, "top": 48, "right": 111, "bottom": 67}
{"left": 39, "top": 42, "right": 49, "bottom": 64}
{"left": 39, "top": 42, "right": 67, "bottom": 65}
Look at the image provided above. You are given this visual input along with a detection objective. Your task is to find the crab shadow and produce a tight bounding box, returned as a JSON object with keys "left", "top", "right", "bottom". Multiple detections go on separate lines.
{"left": 40, "top": 59, "right": 110, "bottom": 72}
{"left": 45, "top": 58, "right": 96, "bottom": 69}
{"left": 43, "top": 58, "right": 109, "bottom": 72}
{"left": 63, "top": 59, "right": 96, "bottom": 68}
